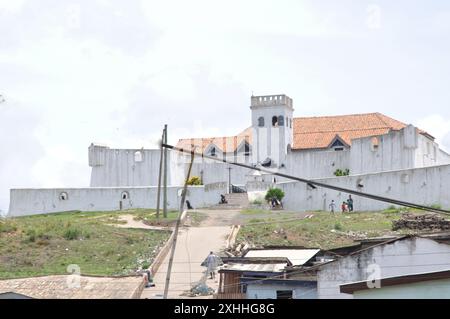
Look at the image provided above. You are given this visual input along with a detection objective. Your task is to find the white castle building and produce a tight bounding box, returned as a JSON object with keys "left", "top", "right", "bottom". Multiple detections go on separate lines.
{"left": 9, "top": 94, "right": 450, "bottom": 216}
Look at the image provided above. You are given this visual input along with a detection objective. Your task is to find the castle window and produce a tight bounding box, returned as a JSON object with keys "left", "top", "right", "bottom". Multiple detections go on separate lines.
{"left": 121, "top": 191, "right": 130, "bottom": 200}
{"left": 371, "top": 137, "right": 379, "bottom": 151}
{"left": 209, "top": 147, "right": 216, "bottom": 157}
{"left": 258, "top": 117, "right": 265, "bottom": 127}
{"left": 59, "top": 192, "right": 69, "bottom": 201}
{"left": 134, "top": 151, "right": 143, "bottom": 162}
{"left": 278, "top": 116, "right": 284, "bottom": 126}
{"left": 290, "top": 119, "right": 292, "bottom": 128}
{"left": 272, "top": 116, "right": 278, "bottom": 127}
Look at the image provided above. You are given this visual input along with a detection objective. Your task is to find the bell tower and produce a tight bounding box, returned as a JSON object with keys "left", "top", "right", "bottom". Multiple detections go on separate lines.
{"left": 250, "top": 94, "right": 294, "bottom": 169}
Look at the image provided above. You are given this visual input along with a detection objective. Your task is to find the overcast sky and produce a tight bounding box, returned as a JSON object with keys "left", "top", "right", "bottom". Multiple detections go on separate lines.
{"left": 1, "top": 0, "right": 450, "bottom": 214}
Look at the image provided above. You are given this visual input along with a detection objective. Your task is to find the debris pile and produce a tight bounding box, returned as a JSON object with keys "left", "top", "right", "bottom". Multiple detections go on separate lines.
{"left": 183, "top": 282, "right": 215, "bottom": 297}
{"left": 224, "top": 241, "right": 253, "bottom": 257}
{"left": 392, "top": 213, "right": 450, "bottom": 231}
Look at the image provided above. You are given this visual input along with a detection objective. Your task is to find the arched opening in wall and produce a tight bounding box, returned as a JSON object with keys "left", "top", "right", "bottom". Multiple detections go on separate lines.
{"left": 272, "top": 116, "right": 278, "bottom": 127}
{"left": 121, "top": 191, "right": 130, "bottom": 200}
{"left": 278, "top": 116, "right": 284, "bottom": 126}
{"left": 59, "top": 192, "right": 69, "bottom": 201}
{"left": 134, "top": 151, "right": 143, "bottom": 162}
{"left": 258, "top": 117, "right": 265, "bottom": 127}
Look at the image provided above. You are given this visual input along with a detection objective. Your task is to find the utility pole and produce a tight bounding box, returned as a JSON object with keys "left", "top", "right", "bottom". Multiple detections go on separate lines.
{"left": 156, "top": 127, "right": 165, "bottom": 219}
{"left": 163, "top": 147, "right": 195, "bottom": 299}
{"left": 163, "top": 124, "right": 168, "bottom": 218}
{"left": 227, "top": 167, "right": 232, "bottom": 194}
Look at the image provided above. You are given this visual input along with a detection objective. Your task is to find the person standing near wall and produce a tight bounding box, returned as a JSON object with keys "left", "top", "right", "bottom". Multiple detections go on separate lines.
{"left": 329, "top": 200, "right": 336, "bottom": 213}
{"left": 347, "top": 195, "right": 354, "bottom": 212}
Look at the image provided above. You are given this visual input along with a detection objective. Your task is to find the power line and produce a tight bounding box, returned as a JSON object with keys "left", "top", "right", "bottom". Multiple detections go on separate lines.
{"left": 162, "top": 143, "right": 450, "bottom": 216}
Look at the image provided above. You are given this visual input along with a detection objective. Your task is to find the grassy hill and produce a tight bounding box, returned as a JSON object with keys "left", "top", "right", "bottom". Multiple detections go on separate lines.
{"left": 0, "top": 209, "right": 175, "bottom": 279}
{"left": 236, "top": 208, "right": 448, "bottom": 250}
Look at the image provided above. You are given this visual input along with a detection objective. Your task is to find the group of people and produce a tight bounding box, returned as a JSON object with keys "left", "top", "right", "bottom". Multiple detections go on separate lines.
{"left": 329, "top": 195, "right": 354, "bottom": 213}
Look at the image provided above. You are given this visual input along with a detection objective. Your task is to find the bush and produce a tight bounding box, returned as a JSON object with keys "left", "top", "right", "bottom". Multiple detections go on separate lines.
{"left": 334, "top": 168, "right": 350, "bottom": 176}
{"left": 334, "top": 223, "right": 343, "bottom": 231}
{"left": 64, "top": 227, "right": 81, "bottom": 240}
{"left": 430, "top": 204, "right": 442, "bottom": 210}
{"left": 265, "top": 188, "right": 285, "bottom": 202}
{"left": 187, "top": 176, "right": 202, "bottom": 185}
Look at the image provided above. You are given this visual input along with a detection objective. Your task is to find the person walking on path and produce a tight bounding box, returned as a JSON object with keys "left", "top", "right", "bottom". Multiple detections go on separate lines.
{"left": 347, "top": 195, "right": 354, "bottom": 212}
{"left": 329, "top": 200, "right": 336, "bottom": 213}
{"left": 204, "top": 251, "right": 222, "bottom": 280}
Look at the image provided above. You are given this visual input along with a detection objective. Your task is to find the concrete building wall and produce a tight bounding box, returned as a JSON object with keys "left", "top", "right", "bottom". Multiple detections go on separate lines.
{"left": 350, "top": 128, "right": 415, "bottom": 175}
{"left": 246, "top": 283, "right": 317, "bottom": 299}
{"left": 8, "top": 184, "right": 227, "bottom": 217}
{"left": 317, "top": 237, "right": 450, "bottom": 299}
{"left": 89, "top": 145, "right": 183, "bottom": 187}
{"left": 352, "top": 278, "right": 450, "bottom": 299}
{"left": 278, "top": 164, "right": 450, "bottom": 212}
{"left": 286, "top": 149, "right": 351, "bottom": 179}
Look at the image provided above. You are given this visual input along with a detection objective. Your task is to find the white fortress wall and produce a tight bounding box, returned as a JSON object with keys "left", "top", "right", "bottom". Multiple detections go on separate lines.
{"left": 349, "top": 127, "right": 416, "bottom": 175}
{"left": 285, "top": 149, "right": 351, "bottom": 179}
{"left": 278, "top": 164, "right": 450, "bottom": 212}
{"left": 89, "top": 145, "right": 184, "bottom": 187}
{"left": 8, "top": 184, "right": 227, "bottom": 217}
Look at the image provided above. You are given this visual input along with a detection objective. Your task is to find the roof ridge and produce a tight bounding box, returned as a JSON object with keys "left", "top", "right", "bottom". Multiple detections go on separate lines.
{"left": 293, "top": 112, "right": 380, "bottom": 120}
{"left": 293, "top": 127, "right": 394, "bottom": 134}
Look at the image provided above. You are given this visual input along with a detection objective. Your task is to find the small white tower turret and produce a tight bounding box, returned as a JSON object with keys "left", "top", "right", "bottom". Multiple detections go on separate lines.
{"left": 250, "top": 94, "right": 294, "bottom": 168}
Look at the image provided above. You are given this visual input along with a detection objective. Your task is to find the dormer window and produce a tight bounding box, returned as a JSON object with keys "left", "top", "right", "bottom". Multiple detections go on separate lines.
{"left": 330, "top": 138, "right": 347, "bottom": 151}
{"left": 258, "top": 117, "right": 265, "bottom": 127}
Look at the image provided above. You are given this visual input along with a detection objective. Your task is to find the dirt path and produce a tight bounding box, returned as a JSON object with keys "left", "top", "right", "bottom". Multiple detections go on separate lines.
{"left": 113, "top": 214, "right": 170, "bottom": 231}
{"left": 141, "top": 209, "right": 240, "bottom": 299}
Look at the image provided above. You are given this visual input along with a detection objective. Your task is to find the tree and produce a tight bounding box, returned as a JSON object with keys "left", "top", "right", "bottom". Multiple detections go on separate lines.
{"left": 265, "top": 188, "right": 285, "bottom": 202}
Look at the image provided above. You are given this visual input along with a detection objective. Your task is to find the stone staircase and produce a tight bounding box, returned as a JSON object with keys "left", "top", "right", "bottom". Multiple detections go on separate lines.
{"left": 208, "top": 193, "right": 250, "bottom": 210}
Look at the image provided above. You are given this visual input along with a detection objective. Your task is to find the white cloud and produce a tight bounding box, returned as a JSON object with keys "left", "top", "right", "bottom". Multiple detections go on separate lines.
{"left": 366, "top": 4, "right": 381, "bottom": 30}
{"left": 0, "top": 0, "right": 26, "bottom": 14}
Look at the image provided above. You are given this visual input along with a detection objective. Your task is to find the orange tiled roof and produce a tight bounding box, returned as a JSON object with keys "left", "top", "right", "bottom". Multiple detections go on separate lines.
{"left": 176, "top": 112, "right": 430, "bottom": 152}
{"left": 176, "top": 127, "right": 252, "bottom": 153}
{"left": 292, "top": 112, "right": 414, "bottom": 150}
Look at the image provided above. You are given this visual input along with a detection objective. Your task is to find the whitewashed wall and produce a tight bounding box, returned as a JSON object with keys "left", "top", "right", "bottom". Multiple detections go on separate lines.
{"left": 317, "top": 237, "right": 450, "bottom": 299}
{"left": 246, "top": 282, "right": 317, "bottom": 299}
{"left": 352, "top": 278, "right": 450, "bottom": 299}
{"left": 89, "top": 146, "right": 184, "bottom": 187}
{"left": 286, "top": 149, "right": 350, "bottom": 179}
{"left": 8, "top": 184, "right": 227, "bottom": 217}
{"left": 278, "top": 164, "right": 450, "bottom": 212}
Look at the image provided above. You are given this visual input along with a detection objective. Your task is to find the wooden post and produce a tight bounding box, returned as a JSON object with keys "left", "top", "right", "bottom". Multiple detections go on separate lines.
{"left": 163, "top": 148, "right": 195, "bottom": 299}
{"left": 163, "top": 124, "right": 168, "bottom": 218}
{"left": 156, "top": 127, "right": 165, "bottom": 219}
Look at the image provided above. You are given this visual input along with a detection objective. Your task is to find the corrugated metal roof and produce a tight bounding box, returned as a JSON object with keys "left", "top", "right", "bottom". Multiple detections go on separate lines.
{"left": 220, "top": 263, "right": 287, "bottom": 273}
{"left": 244, "top": 249, "right": 320, "bottom": 266}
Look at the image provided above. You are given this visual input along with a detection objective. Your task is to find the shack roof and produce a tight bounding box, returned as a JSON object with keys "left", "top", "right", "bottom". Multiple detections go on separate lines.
{"left": 243, "top": 249, "right": 320, "bottom": 266}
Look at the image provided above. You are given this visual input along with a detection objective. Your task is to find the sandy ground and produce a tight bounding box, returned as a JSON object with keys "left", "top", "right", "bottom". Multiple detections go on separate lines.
{"left": 114, "top": 214, "right": 170, "bottom": 231}
{"left": 141, "top": 209, "right": 240, "bottom": 299}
